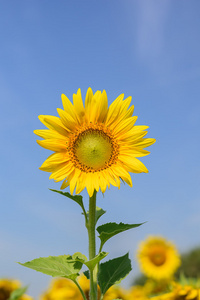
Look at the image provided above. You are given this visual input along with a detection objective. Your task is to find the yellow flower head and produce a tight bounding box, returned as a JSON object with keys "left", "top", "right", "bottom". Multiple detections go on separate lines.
{"left": 151, "top": 282, "right": 200, "bottom": 300}
{"left": 172, "top": 281, "right": 200, "bottom": 300}
{"left": 126, "top": 285, "right": 149, "bottom": 300}
{"left": 40, "top": 275, "right": 100, "bottom": 300}
{"left": 40, "top": 277, "right": 82, "bottom": 300}
{"left": 137, "top": 236, "right": 181, "bottom": 281}
{"left": 103, "top": 285, "right": 128, "bottom": 300}
{"left": 34, "top": 88, "right": 155, "bottom": 197}
{"left": 78, "top": 274, "right": 101, "bottom": 299}
{"left": 0, "top": 279, "right": 33, "bottom": 300}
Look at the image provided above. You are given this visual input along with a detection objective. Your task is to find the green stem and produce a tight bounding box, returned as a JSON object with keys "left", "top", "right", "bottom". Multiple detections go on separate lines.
{"left": 87, "top": 190, "right": 98, "bottom": 300}
{"left": 74, "top": 280, "right": 87, "bottom": 300}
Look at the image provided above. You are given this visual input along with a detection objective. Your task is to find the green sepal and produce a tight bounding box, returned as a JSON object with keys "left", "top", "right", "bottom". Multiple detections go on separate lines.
{"left": 84, "top": 206, "right": 106, "bottom": 225}
{"left": 98, "top": 253, "right": 132, "bottom": 295}
{"left": 97, "top": 222, "right": 144, "bottom": 250}
{"left": 71, "top": 251, "right": 108, "bottom": 271}
{"left": 8, "top": 286, "right": 28, "bottom": 300}
{"left": 18, "top": 255, "right": 83, "bottom": 280}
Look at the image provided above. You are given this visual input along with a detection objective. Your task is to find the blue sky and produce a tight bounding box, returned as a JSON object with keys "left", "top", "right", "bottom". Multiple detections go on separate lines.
{"left": 0, "top": 0, "right": 200, "bottom": 298}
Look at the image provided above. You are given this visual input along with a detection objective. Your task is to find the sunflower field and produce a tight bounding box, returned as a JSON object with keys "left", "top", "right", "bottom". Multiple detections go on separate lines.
{"left": 1, "top": 236, "right": 199, "bottom": 300}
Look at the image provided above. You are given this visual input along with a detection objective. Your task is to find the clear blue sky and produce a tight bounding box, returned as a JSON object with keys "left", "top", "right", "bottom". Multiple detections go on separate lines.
{"left": 0, "top": 0, "right": 200, "bottom": 298}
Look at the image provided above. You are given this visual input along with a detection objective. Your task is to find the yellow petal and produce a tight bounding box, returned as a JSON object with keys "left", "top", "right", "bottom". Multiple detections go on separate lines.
{"left": 85, "top": 87, "right": 93, "bottom": 123}
{"left": 119, "top": 155, "right": 148, "bottom": 173}
{"left": 96, "top": 90, "right": 108, "bottom": 123}
{"left": 40, "top": 152, "right": 69, "bottom": 169}
{"left": 133, "top": 138, "right": 156, "bottom": 148}
{"left": 61, "top": 179, "right": 70, "bottom": 189}
{"left": 76, "top": 173, "right": 86, "bottom": 194}
{"left": 105, "top": 94, "right": 124, "bottom": 126}
{"left": 37, "top": 139, "right": 67, "bottom": 152}
{"left": 98, "top": 173, "right": 108, "bottom": 193}
{"left": 102, "top": 169, "right": 119, "bottom": 187}
{"left": 57, "top": 108, "right": 78, "bottom": 131}
{"left": 38, "top": 115, "right": 69, "bottom": 137}
{"left": 73, "top": 88, "right": 85, "bottom": 123}
{"left": 119, "top": 125, "right": 148, "bottom": 140}
{"left": 111, "top": 164, "right": 133, "bottom": 187}
{"left": 34, "top": 129, "right": 66, "bottom": 140}
{"left": 69, "top": 168, "right": 81, "bottom": 195}
{"left": 61, "top": 94, "right": 79, "bottom": 123}
{"left": 119, "top": 147, "right": 150, "bottom": 157}
{"left": 49, "top": 162, "right": 74, "bottom": 181}
{"left": 112, "top": 117, "right": 138, "bottom": 136}
{"left": 85, "top": 173, "right": 95, "bottom": 197}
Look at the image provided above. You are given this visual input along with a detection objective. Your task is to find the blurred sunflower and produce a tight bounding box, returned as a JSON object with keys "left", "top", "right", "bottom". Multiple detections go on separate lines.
{"left": 78, "top": 275, "right": 101, "bottom": 300}
{"left": 137, "top": 236, "right": 181, "bottom": 281}
{"left": 34, "top": 88, "right": 155, "bottom": 196}
{"left": 151, "top": 282, "right": 200, "bottom": 300}
{"left": 40, "top": 277, "right": 82, "bottom": 300}
{"left": 40, "top": 275, "right": 100, "bottom": 300}
{"left": 126, "top": 285, "right": 149, "bottom": 300}
{"left": 0, "top": 279, "right": 32, "bottom": 300}
{"left": 103, "top": 285, "right": 128, "bottom": 300}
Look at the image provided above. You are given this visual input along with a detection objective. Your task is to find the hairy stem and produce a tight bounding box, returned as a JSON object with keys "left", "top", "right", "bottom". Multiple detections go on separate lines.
{"left": 88, "top": 190, "right": 97, "bottom": 300}
{"left": 74, "top": 280, "right": 87, "bottom": 300}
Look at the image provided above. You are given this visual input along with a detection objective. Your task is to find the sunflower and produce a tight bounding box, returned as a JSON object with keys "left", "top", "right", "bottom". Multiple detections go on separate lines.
{"left": 34, "top": 88, "right": 155, "bottom": 197}
{"left": 137, "top": 236, "right": 181, "bottom": 281}
{"left": 40, "top": 275, "right": 101, "bottom": 300}
{"left": 40, "top": 277, "right": 82, "bottom": 300}
{"left": 126, "top": 285, "right": 149, "bottom": 300}
{"left": 103, "top": 285, "right": 128, "bottom": 300}
{"left": 0, "top": 279, "right": 32, "bottom": 300}
{"left": 151, "top": 282, "right": 200, "bottom": 300}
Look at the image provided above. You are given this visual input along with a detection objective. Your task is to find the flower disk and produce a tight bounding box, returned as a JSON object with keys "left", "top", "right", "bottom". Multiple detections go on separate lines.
{"left": 34, "top": 88, "right": 155, "bottom": 196}
{"left": 137, "top": 236, "right": 181, "bottom": 281}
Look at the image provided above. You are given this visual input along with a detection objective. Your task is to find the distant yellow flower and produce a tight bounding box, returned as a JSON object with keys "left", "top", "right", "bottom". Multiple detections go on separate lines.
{"left": 172, "top": 282, "right": 200, "bottom": 300}
{"left": 137, "top": 236, "right": 181, "bottom": 281}
{"left": 103, "top": 285, "right": 128, "bottom": 300}
{"left": 40, "top": 275, "right": 100, "bottom": 300}
{"left": 126, "top": 285, "right": 148, "bottom": 300}
{"left": 40, "top": 277, "right": 82, "bottom": 300}
{"left": 151, "top": 282, "right": 200, "bottom": 300}
{"left": 34, "top": 88, "right": 155, "bottom": 196}
{"left": 78, "top": 274, "right": 101, "bottom": 300}
{"left": 0, "top": 279, "right": 32, "bottom": 300}
{"left": 143, "top": 278, "right": 170, "bottom": 296}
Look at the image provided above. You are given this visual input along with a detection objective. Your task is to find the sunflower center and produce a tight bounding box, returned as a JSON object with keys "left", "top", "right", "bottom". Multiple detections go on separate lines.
{"left": 74, "top": 129, "right": 113, "bottom": 171}
{"left": 149, "top": 247, "right": 166, "bottom": 266}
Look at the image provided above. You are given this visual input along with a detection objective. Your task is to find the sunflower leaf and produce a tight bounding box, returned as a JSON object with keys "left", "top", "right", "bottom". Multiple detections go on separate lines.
{"left": 84, "top": 206, "right": 106, "bottom": 225}
{"left": 83, "top": 270, "right": 89, "bottom": 279}
{"left": 97, "top": 222, "right": 144, "bottom": 249}
{"left": 18, "top": 255, "right": 83, "bottom": 280}
{"left": 8, "top": 286, "right": 28, "bottom": 300}
{"left": 70, "top": 251, "right": 108, "bottom": 271}
{"left": 49, "top": 189, "right": 87, "bottom": 220}
{"left": 98, "top": 253, "right": 132, "bottom": 295}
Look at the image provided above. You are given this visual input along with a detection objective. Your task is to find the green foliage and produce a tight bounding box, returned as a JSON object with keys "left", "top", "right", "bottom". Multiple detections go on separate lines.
{"left": 97, "top": 222, "right": 143, "bottom": 250}
{"left": 98, "top": 253, "right": 132, "bottom": 296}
{"left": 8, "top": 286, "right": 27, "bottom": 300}
{"left": 50, "top": 189, "right": 84, "bottom": 210}
{"left": 176, "top": 247, "right": 200, "bottom": 278}
{"left": 18, "top": 255, "right": 83, "bottom": 280}
{"left": 85, "top": 206, "right": 106, "bottom": 225}
{"left": 70, "top": 251, "right": 108, "bottom": 271}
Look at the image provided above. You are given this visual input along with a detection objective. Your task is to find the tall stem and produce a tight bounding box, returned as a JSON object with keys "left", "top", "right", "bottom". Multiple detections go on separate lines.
{"left": 88, "top": 190, "right": 97, "bottom": 300}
